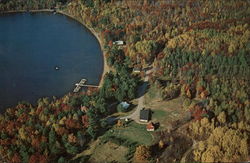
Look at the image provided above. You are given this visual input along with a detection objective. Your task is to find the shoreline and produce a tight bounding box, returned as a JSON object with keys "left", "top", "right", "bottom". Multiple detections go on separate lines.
{"left": 56, "top": 10, "right": 109, "bottom": 87}
{"left": 0, "top": 9, "right": 109, "bottom": 87}
{"left": 0, "top": 9, "right": 54, "bottom": 14}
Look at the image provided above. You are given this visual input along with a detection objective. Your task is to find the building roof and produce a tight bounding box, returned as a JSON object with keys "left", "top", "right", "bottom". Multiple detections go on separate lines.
{"left": 140, "top": 109, "right": 150, "bottom": 121}
{"left": 113, "top": 40, "right": 124, "bottom": 45}
{"left": 133, "top": 67, "right": 141, "bottom": 72}
{"left": 120, "top": 102, "right": 130, "bottom": 109}
{"left": 146, "top": 122, "right": 155, "bottom": 130}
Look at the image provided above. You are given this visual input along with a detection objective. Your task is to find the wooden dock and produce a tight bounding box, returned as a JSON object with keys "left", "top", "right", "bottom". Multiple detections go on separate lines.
{"left": 82, "top": 84, "right": 99, "bottom": 88}
{"left": 73, "top": 79, "right": 87, "bottom": 93}
{"left": 73, "top": 79, "right": 99, "bottom": 93}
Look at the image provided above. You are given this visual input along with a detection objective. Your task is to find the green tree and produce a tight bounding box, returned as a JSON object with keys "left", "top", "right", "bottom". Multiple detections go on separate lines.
{"left": 65, "top": 143, "right": 78, "bottom": 155}
{"left": 135, "top": 40, "right": 158, "bottom": 62}
{"left": 49, "top": 128, "right": 56, "bottom": 145}
{"left": 58, "top": 157, "right": 66, "bottom": 163}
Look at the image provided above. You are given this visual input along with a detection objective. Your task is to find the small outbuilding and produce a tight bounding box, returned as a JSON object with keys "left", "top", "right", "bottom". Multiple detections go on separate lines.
{"left": 133, "top": 67, "right": 141, "bottom": 73}
{"left": 139, "top": 109, "right": 151, "bottom": 122}
{"left": 146, "top": 122, "right": 155, "bottom": 131}
{"left": 113, "top": 40, "right": 125, "bottom": 45}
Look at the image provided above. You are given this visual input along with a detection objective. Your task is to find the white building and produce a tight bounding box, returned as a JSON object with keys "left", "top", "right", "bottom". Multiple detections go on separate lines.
{"left": 113, "top": 40, "right": 125, "bottom": 45}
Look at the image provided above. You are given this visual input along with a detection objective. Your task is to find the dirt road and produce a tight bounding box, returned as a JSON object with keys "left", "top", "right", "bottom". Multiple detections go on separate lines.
{"left": 120, "top": 76, "right": 149, "bottom": 122}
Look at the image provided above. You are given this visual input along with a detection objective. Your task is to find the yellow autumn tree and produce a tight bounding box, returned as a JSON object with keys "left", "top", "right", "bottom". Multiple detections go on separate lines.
{"left": 158, "top": 140, "right": 165, "bottom": 149}
{"left": 193, "top": 126, "right": 249, "bottom": 162}
{"left": 217, "top": 111, "right": 226, "bottom": 124}
{"left": 134, "top": 145, "right": 151, "bottom": 162}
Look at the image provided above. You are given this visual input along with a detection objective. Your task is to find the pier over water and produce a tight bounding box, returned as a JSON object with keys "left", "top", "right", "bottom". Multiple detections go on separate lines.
{"left": 73, "top": 79, "right": 100, "bottom": 93}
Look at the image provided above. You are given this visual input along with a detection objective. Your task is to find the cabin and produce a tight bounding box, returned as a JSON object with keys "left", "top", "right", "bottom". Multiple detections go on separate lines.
{"left": 140, "top": 109, "right": 151, "bottom": 122}
{"left": 146, "top": 122, "right": 155, "bottom": 131}
{"left": 113, "top": 40, "right": 125, "bottom": 45}
{"left": 133, "top": 67, "right": 141, "bottom": 73}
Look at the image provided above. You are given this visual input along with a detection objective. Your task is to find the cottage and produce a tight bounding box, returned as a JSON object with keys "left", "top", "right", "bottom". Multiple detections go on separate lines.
{"left": 133, "top": 67, "right": 141, "bottom": 73}
{"left": 139, "top": 109, "right": 151, "bottom": 122}
{"left": 113, "top": 40, "right": 125, "bottom": 45}
{"left": 146, "top": 122, "right": 155, "bottom": 131}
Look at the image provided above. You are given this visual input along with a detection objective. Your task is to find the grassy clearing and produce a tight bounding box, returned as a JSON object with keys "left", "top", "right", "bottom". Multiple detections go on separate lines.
{"left": 144, "top": 96, "right": 188, "bottom": 130}
{"left": 105, "top": 121, "right": 154, "bottom": 146}
{"left": 152, "top": 109, "right": 168, "bottom": 121}
{"left": 89, "top": 141, "right": 128, "bottom": 163}
{"left": 146, "top": 84, "right": 163, "bottom": 101}
{"left": 75, "top": 121, "right": 154, "bottom": 162}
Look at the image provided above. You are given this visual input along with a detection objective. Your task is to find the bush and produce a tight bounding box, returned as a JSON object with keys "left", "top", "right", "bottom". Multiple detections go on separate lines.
{"left": 183, "top": 98, "right": 192, "bottom": 109}
{"left": 101, "top": 119, "right": 108, "bottom": 128}
{"left": 134, "top": 145, "right": 151, "bottom": 162}
{"left": 163, "top": 84, "right": 180, "bottom": 100}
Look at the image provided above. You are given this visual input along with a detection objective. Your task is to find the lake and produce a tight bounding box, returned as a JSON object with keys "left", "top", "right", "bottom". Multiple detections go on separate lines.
{"left": 0, "top": 12, "right": 103, "bottom": 111}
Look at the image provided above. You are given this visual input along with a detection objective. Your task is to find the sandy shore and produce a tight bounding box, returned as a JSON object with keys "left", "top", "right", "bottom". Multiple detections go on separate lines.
{"left": 0, "top": 9, "right": 53, "bottom": 14}
{"left": 1, "top": 9, "right": 109, "bottom": 87}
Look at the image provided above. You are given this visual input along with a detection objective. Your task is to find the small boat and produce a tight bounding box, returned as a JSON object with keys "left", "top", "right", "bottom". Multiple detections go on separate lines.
{"left": 55, "top": 66, "right": 60, "bottom": 70}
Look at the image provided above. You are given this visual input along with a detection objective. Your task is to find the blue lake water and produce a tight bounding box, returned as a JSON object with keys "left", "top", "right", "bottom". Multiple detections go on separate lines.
{"left": 0, "top": 12, "right": 103, "bottom": 111}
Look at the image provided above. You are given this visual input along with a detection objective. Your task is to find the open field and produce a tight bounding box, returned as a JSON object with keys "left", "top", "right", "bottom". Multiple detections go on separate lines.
{"left": 144, "top": 96, "right": 190, "bottom": 130}
{"left": 106, "top": 121, "right": 154, "bottom": 146}
{"left": 89, "top": 141, "right": 128, "bottom": 163}
{"left": 75, "top": 121, "right": 154, "bottom": 162}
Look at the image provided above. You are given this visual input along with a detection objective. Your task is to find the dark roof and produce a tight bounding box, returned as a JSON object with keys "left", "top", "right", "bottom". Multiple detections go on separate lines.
{"left": 140, "top": 109, "right": 150, "bottom": 121}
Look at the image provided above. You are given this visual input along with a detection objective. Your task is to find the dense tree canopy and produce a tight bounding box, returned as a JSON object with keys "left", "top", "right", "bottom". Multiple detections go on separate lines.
{"left": 0, "top": 0, "right": 249, "bottom": 162}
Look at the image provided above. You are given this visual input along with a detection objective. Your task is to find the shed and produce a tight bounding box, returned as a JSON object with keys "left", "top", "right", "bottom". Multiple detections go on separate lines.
{"left": 133, "top": 67, "right": 141, "bottom": 73}
{"left": 113, "top": 40, "right": 125, "bottom": 45}
{"left": 146, "top": 122, "right": 155, "bottom": 131}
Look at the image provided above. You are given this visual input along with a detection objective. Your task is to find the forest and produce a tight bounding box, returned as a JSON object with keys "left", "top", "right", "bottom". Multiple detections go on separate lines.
{"left": 0, "top": 0, "right": 249, "bottom": 162}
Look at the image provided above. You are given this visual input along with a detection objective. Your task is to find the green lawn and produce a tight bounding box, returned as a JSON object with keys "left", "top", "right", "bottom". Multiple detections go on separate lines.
{"left": 144, "top": 96, "right": 188, "bottom": 130}
{"left": 106, "top": 121, "right": 154, "bottom": 146}
{"left": 83, "top": 121, "right": 154, "bottom": 162}
{"left": 152, "top": 109, "right": 168, "bottom": 121}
